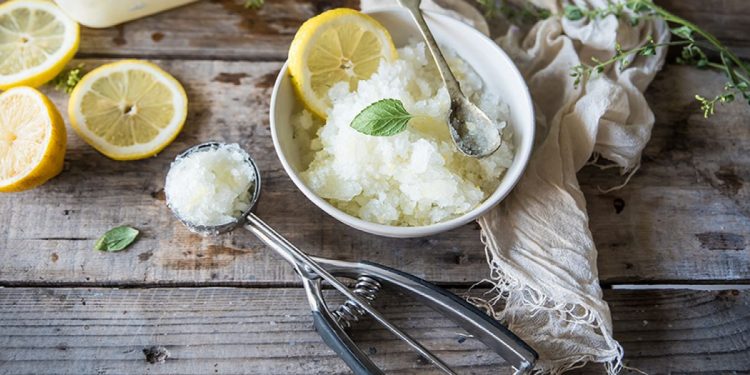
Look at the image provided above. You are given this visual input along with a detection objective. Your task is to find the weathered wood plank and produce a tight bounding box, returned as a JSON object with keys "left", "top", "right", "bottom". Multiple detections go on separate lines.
{"left": 656, "top": 0, "right": 750, "bottom": 59}
{"left": 74, "top": 0, "right": 360, "bottom": 61}
{"left": 0, "top": 287, "right": 511, "bottom": 375}
{"left": 72, "top": 0, "right": 750, "bottom": 61}
{"left": 581, "top": 64, "right": 750, "bottom": 284}
{"left": 0, "top": 288, "right": 747, "bottom": 374}
{"left": 0, "top": 58, "right": 490, "bottom": 286}
{"left": 0, "top": 60, "right": 748, "bottom": 286}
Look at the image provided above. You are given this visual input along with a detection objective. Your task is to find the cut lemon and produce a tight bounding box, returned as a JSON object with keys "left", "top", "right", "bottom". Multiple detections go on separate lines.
{"left": 0, "top": 0, "right": 80, "bottom": 90}
{"left": 288, "top": 8, "right": 397, "bottom": 119}
{"left": 0, "top": 87, "right": 66, "bottom": 192}
{"left": 68, "top": 60, "right": 188, "bottom": 161}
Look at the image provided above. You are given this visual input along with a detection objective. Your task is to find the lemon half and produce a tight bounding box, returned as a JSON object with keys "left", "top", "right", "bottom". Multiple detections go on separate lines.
{"left": 0, "top": 86, "right": 66, "bottom": 192}
{"left": 0, "top": 0, "right": 80, "bottom": 90}
{"left": 68, "top": 60, "right": 188, "bottom": 161}
{"left": 288, "top": 8, "right": 397, "bottom": 119}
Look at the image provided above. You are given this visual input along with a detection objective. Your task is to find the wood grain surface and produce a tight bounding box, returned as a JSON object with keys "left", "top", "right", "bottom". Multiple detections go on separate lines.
{"left": 74, "top": 0, "right": 360, "bottom": 60}
{"left": 71, "top": 0, "right": 750, "bottom": 61}
{"left": 2, "top": 0, "right": 750, "bottom": 374}
{"left": 0, "top": 287, "right": 747, "bottom": 374}
{"left": 1, "top": 61, "right": 748, "bottom": 286}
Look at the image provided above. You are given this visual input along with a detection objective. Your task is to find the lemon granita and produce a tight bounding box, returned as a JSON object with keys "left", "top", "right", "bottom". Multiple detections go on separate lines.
{"left": 292, "top": 42, "right": 514, "bottom": 226}
{"left": 165, "top": 143, "right": 256, "bottom": 227}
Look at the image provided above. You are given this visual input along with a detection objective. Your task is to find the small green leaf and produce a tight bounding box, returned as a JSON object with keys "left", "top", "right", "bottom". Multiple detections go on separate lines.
{"left": 626, "top": 1, "right": 651, "bottom": 13}
{"left": 671, "top": 26, "right": 694, "bottom": 41}
{"left": 243, "top": 0, "right": 264, "bottom": 9}
{"left": 95, "top": 226, "right": 139, "bottom": 252}
{"left": 639, "top": 46, "right": 656, "bottom": 56}
{"left": 537, "top": 9, "right": 552, "bottom": 19}
{"left": 51, "top": 64, "right": 84, "bottom": 94}
{"left": 563, "top": 5, "right": 585, "bottom": 21}
{"left": 720, "top": 93, "right": 735, "bottom": 103}
{"left": 350, "top": 99, "right": 414, "bottom": 137}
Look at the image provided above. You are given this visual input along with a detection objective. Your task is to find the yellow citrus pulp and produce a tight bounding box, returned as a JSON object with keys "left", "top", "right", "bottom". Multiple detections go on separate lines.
{"left": 288, "top": 8, "right": 397, "bottom": 119}
{"left": 68, "top": 60, "right": 188, "bottom": 160}
{"left": 0, "top": 0, "right": 80, "bottom": 90}
{"left": 0, "top": 86, "right": 66, "bottom": 192}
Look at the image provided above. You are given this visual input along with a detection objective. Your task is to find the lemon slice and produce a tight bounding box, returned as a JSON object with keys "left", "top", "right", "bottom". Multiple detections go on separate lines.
{"left": 0, "top": 87, "right": 66, "bottom": 192}
{"left": 288, "top": 8, "right": 397, "bottom": 119}
{"left": 68, "top": 60, "right": 188, "bottom": 160}
{"left": 0, "top": 0, "right": 80, "bottom": 90}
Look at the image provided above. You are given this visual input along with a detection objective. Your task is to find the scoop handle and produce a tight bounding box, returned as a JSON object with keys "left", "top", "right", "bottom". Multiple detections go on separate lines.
{"left": 314, "top": 257, "right": 537, "bottom": 374}
{"left": 364, "top": 260, "right": 537, "bottom": 373}
{"left": 302, "top": 277, "right": 384, "bottom": 375}
{"left": 243, "top": 213, "right": 456, "bottom": 374}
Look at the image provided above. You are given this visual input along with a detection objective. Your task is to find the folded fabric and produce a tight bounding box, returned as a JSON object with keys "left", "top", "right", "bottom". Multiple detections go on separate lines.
{"left": 364, "top": 1, "right": 669, "bottom": 372}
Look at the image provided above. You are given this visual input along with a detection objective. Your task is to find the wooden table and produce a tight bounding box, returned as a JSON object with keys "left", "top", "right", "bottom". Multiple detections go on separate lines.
{"left": 1, "top": 1, "right": 749, "bottom": 373}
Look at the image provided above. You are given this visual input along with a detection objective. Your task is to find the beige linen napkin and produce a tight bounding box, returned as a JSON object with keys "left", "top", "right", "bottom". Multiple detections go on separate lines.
{"left": 362, "top": 0, "right": 668, "bottom": 372}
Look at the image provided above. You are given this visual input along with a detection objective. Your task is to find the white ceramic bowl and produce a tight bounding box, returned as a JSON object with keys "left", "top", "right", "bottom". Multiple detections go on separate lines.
{"left": 270, "top": 8, "right": 534, "bottom": 238}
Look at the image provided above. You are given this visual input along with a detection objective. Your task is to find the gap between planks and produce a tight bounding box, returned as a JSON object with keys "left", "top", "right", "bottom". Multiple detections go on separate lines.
{"left": 2, "top": 282, "right": 750, "bottom": 290}
{"left": 73, "top": 52, "right": 287, "bottom": 63}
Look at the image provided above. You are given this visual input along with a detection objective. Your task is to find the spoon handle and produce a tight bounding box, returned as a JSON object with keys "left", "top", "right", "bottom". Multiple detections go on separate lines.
{"left": 398, "top": 0, "right": 463, "bottom": 98}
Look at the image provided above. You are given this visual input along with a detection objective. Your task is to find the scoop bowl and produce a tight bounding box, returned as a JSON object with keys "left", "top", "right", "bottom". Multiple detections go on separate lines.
{"left": 165, "top": 142, "right": 262, "bottom": 236}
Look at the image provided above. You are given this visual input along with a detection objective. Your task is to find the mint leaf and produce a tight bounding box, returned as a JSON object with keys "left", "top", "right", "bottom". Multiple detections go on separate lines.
{"left": 350, "top": 99, "right": 413, "bottom": 137}
{"left": 95, "top": 226, "right": 139, "bottom": 252}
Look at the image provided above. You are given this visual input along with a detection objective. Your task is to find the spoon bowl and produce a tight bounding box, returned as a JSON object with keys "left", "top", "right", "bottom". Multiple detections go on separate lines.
{"left": 449, "top": 96, "right": 503, "bottom": 156}
{"left": 399, "top": 0, "right": 501, "bottom": 157}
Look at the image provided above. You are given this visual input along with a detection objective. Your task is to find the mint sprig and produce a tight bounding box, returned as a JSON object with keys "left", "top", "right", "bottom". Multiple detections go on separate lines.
{"left": 350, "top": 99, "right": 414, "bottom": 137}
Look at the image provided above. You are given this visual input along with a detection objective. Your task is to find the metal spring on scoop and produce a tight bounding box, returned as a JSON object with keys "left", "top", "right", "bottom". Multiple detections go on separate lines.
{"left": 332, "top": 276, "right": 382, "bottom": 329}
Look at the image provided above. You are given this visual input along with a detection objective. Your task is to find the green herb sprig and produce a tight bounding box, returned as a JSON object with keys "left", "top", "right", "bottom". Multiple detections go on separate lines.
{"left": 51, "top": 64, "right": 84, "bottom": 94}
{"left": 564, "top": 0, "right": 750, "bottom": 117}
{"left": 243, "top": 0, "right": 264, "bottom": 9}
{"left": 569, "top": 37, "right": 689, "bottom": 87}
{"left": 350, "top": 99, "right": 414, "bottom": 137}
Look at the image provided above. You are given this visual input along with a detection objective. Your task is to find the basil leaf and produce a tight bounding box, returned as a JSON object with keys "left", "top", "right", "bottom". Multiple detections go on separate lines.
{"left": 95, "top": 226, "right": 139, "bottom": 252}
{"left": 350, "top": 99, "right": 414, "bottom": 137}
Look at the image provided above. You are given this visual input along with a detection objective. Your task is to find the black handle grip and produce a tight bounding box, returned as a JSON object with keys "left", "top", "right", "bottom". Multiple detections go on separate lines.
{"left": 311, "top": 311, "right": 383, "bottom": 375}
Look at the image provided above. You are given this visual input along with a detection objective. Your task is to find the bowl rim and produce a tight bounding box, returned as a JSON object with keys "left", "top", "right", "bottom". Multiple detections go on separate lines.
{"left": 270, "top": 8, "right": 535, "bottom": 238}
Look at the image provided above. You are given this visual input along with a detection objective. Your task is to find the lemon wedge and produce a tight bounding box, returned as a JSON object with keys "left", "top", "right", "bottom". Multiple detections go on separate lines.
{"left": 288, "top": 8, "right": 397, "bottom": 119}
{"left": 0, "top": 0, "right": 80, "bottom": 90}
{"left": 0, "top": 87, "right": 66, "bottom": 192}
{"left": 68, "top": 60, "right": 188, "bottom": 161}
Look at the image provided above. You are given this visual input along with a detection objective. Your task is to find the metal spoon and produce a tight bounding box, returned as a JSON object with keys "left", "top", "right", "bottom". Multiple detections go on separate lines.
{"left": 398, "top": 0, "right": 502, "bottom": 158}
